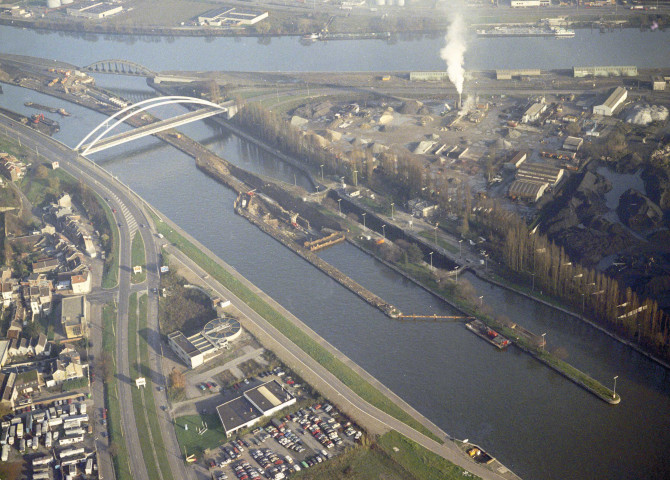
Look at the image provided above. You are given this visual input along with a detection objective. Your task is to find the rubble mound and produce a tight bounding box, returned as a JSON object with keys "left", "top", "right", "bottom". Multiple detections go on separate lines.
{"left": 617, "top": 189, "right": 664, "bottom": 231}
{"left": 625, "top": 104, "right": 669, "bottom": 126}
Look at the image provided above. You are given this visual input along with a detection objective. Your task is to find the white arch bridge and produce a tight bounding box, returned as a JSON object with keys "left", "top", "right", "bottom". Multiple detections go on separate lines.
{"left": 76, "top": 96, "right": 235, "bottom": 155}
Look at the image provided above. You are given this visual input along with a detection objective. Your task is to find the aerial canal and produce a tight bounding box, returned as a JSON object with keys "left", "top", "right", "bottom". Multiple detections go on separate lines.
{"left": 1, "top": 26, "right": 670, "bottom": 480}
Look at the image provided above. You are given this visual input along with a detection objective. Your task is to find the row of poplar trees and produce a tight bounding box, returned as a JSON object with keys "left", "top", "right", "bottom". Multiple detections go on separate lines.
{"left": 477, "top": 201, "right": 669, "bottom": 361}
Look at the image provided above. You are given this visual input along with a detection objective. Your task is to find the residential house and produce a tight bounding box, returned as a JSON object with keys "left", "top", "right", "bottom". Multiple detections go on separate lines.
{"left": 33, "top": 334, "right": 48, "bottom": 356}
{"left": 60, "top": 295, "right": 89, "bottom": 339}
{"left": 13, "top": 369, "right": 42, "bottom": 395}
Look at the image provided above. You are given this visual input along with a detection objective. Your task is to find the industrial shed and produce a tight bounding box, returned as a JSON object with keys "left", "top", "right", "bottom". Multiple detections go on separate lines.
{"left": 593, "top": 86, "right": 627, "bottom": 116}
{"left": 509, "top": 180, "right": 548, "bottom": 202}
{"left": 516, "top": 163, "right": 564, "bottom": 186}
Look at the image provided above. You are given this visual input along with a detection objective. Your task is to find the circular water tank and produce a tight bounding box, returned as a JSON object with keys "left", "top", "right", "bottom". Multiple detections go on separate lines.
{"left": 46, "top": 0, "right": 61, "bottom": 8}
{"left": 61, "top": 0, "right": 73, "bottom": 5}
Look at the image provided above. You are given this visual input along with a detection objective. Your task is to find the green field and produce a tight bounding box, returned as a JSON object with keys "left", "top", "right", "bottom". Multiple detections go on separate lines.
{"left": 174, "top": 413, "right": 228, "bottom": 458}
{"left": 131, "top": 232, "right": 147, "bottom": 284}
{"left": 153, "top": 217, "right": 442, "bottom": 444}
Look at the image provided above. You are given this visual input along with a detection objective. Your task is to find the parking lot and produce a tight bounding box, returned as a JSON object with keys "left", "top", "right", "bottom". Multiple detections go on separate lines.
{"left": 206, "top": 402, "right": 362, "bottom": 480}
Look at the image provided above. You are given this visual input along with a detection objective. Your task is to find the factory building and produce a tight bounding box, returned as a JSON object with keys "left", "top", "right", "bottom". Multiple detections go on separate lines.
{"left": 593, "top": 86, "right": 627, "bottom": 116}
{"left": 216, "top": 380, "right": 296, "bottom": 437}
{"left": 67, "top": 3, "right": 123, "bottom": 19}
{"left": 562, "top": 136, "right": 584, "bottom": 152}
{"left": 168, "top": 317, "right": 242, "bottom": 369}
{"left": 198, "top": 7, "right": 268, "bottom": 27}
{"left": 504, "top": 151, "right": 527, "bottom": 171}
{"left": 521, "top": 102, "right": 547, "bottom": 123}
{"left": 573, "top": 66, "right": 637, "bottom": 78}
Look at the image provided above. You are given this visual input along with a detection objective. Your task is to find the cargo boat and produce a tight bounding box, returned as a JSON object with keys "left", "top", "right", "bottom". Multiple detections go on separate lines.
{"left": 318, "top": 31, "right": 391, "bottom": 41}
{"left": 25, "top": 102, "right": 70, "bottom": 116}
{"left": 465, "top": 320, "right": 510, "bottom": 349}
{"left": 476, "top": 26, "right": 575, "bottom": 38}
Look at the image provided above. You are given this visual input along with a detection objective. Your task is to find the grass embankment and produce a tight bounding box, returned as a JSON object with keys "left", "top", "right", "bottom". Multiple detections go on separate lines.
{"left": 102, "top": 303, "right": 132, "bottom": 480}
{"left": 101, "top": 195, "right": 119, "bottom": 289}
{"left": 131, "top": 232, "right": 147, "bottom": 284}
{"left": 127, "top": 293, "right": 160, "bottom": 480}
{"left": 377, "top": 430, "right": 480, "bottom": 480}
{"left": 152, "top": 217, "right": 442, "bottom": 444}
{"left": 137, "top": 294, "right": 175, "bottom": 480}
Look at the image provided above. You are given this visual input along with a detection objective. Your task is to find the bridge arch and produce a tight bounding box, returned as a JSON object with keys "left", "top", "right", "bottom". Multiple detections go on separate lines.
{"left": 76, "top": 96, "right": 229, "bottom": 155}
{"left": 83, "top": 59, "right": 157, "bottom": 77}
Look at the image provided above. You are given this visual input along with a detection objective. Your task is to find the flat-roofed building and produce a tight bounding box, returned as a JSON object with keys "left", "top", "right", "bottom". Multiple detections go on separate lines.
{"left": 167, "top": 331, "right": 203, "bottom": 369}
{"left": 652, "top": 76, "right": 666, "bottom": 91}
{"left": 168, "top": 317, "right": 242, "bottom": 369}
{"left": 216, "top": 380, "right": 295, "bottom": 437}
{"left": 563, "top": 136, "right": 584, "bottom": 152}
{"left": 573, "top": 66, "right": 637, "bottom": 78}
{"left": 593, "top": 86, "right": 627, "bottom": 116}
{"left": 505, "top": 151, "right": 528, "bottom": 170}
{"left": 517, "top": 163, "right": 564, "bottom": 186}
{"left": 509, "top": 179, "right": 548, "bottom": 202}
{"left": 198, "top": 7, "right": 268, "bottom": 27}
{"left": 60, "top": 295, "right": 88, "bottom": 339}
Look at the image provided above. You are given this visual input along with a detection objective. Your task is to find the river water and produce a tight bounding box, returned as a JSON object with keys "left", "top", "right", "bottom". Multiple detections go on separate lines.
{"left": 2, "top": 25, "right": 670, "bottom": 480}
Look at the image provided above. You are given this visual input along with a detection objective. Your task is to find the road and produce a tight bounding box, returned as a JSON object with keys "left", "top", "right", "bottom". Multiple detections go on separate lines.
{"left": 0, "top": 114, "right": 194, "bottom": 480}
{"left": 0, "top": 113, "right": 517, "bottom": 480}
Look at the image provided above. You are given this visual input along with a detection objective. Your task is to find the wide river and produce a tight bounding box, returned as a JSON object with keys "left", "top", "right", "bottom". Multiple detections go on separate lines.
{"left": 2, "top": 25, "right": 670, "bottom": 480}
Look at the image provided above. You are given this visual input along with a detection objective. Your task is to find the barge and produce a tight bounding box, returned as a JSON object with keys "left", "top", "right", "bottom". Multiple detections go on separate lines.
{"left": 465, "top": 320, "right": 510, "bottom": 349}
{"left": 25, "top": 102, "right": 70, "bottom": 116}
{"left": 476, "top": 26, "right": 575, "bottom": 38}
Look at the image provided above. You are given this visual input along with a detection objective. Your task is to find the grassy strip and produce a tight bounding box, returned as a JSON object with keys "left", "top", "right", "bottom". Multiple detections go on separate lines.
{"left": 152, "top": 218, "right": 442, "bottom": 444}
{"left": 131, "top": 232, "right": 147, "bottom": 284}
{"left": 137, "top": 294, "right": 175, "bottom": 480}
{"left": 101, "top": 194, "right": 120, "bottom": 289}
{"left": 377, "top": 430, "right": 480, "bottom": 480}
{"left": 128, "top": 293, "right": 162, "bottom": 480}
{"left": 418, "top": 230, "right": 459, "bottom": 254}
{"left": 102, "top": 303, "right": 132, "bottom": 480}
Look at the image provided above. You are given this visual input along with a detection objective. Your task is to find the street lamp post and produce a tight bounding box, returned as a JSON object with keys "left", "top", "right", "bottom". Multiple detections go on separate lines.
{"left": 362, "top": 213, "right": 366, "bottom": 229}
{"left": 337, "top": 198, "right": 342, "bottom": 215}
{"left": 320, "top": 164, "right": 324, "bottom": 181}
{"left": 541, "top": 332, "right": 546, "bottom": 351}
{"left": 613, "top": 375, "right": 618, "bottom": 399}
{"left": 429, "top": 252, "right": 434, "bottom": 271}
{"left": 531, "top": 272, "right": 535, "bottom": 292}
{"left": 390, "top": 202, "right": 394, "bottom": 220}
{"left": 454, "top": 267, "right": 459, "bottom": 283}
{"left": 478, "top": 295, "right": 484, "bottom": 307}
{"left": 459, "top": 239, "right": 463, "bottom": 258}
{"left": 434, "top": 223, "right": 439, "bottom": 245}
{"left": 382, "top": 224, "right": 386, "bottom": 238}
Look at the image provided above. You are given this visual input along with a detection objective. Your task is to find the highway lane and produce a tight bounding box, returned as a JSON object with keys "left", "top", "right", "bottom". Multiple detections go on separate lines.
{"left": 0, "top": 114, "right": 194, "bottom": 480}
{"left": 0, "top": 114, "right": 512, "bottom": 480}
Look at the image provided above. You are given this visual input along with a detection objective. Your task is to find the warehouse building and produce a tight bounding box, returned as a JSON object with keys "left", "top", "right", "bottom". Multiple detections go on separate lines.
{"left": 508, "top": 180, "right": 548, "bottom": 202}
{"left": 573, "top": 66, "right": 637, "bottom": 78}
{"left": 652, "top": 76, "right": 666, "bottom": 91}
{"left": 67, "top": 3, "right": 123, "bottom": 19}
{"left": 593, "top": 86, "right": 627, "bottom": 116}
{"left": 516, "top": 163, "right": 564, "bottom": 186}
{"left": 409, "top": 71, "right": 449, "bottom": 82}
{"left": 198, "top": 7, "right": 268, "bottom": 27}
{"left": 504, "top": 151, "right": 527, "bottom": 171}
{"left": 496, "top": 69, "right": 541, "bottom": 80}
{"left": 562, "top": 136, "right": 584, "bottom": 152}
{"left": 216, "top": 380, "right": 296, "bottom": 437}
{"left": 522, "top": 102, "right": 547, "bottom": 123}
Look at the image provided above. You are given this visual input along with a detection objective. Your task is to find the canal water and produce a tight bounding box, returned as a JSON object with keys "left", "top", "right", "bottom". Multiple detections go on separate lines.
{"left": 2, "top": 26, "right": 670, "bottom": 480}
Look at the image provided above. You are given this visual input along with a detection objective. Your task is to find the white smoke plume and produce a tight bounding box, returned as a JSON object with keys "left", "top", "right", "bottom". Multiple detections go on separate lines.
{"left": 626, "top": 104, "right": 668, "bottom": 126}
{"left": 440, "top": 11, "right": 467, "bottom": 95}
